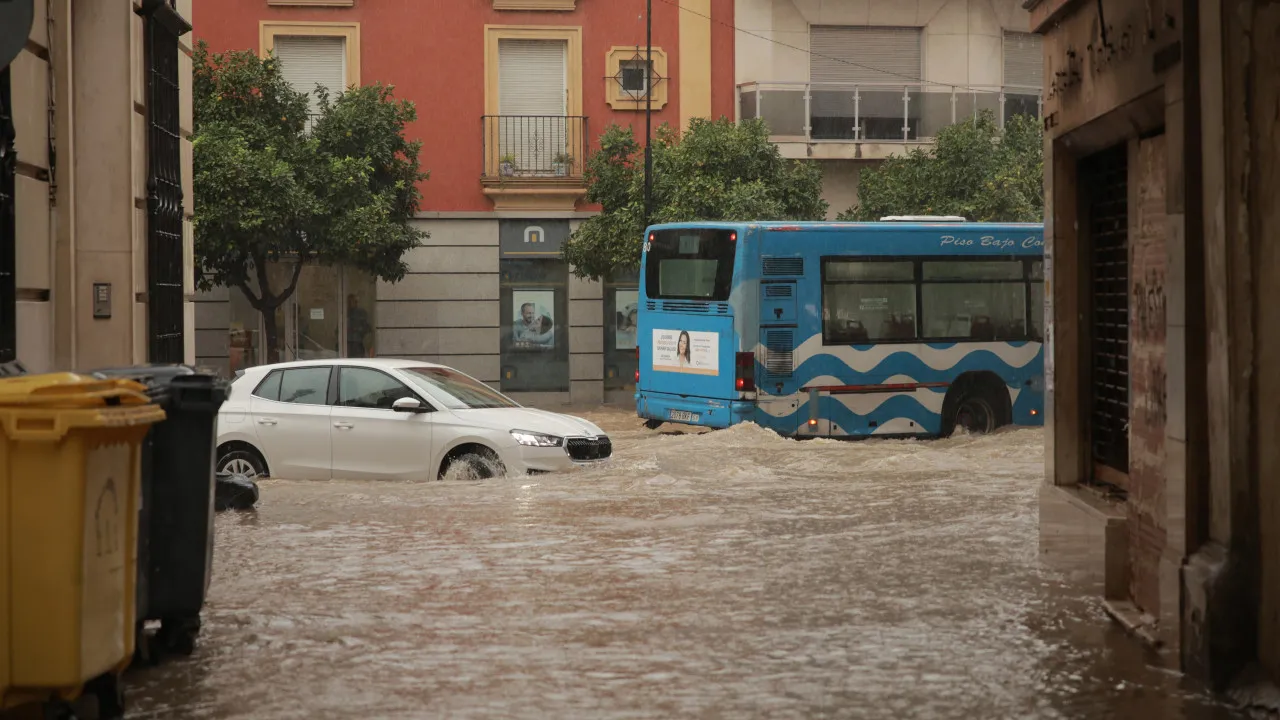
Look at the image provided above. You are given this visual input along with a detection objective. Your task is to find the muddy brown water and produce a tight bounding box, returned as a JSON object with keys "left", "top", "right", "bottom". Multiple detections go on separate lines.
{"left": 130, "top": 409, "right": 1244, "bottom": 719}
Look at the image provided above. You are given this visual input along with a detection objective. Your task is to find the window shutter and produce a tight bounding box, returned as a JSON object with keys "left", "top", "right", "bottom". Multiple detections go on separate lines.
{"left": 809, "top": 26, "right": 922, "bottom": 85}
{"left": 498, "top": 39, "right": 567, "bottom": 115}
{"left": 274, "top": 35, "right": 347, "bottom": 116}
{"left": 1002, "top": 31, "right": 1043, "bottom": 89}
{"left": 497, "top": 39, "right": 568, "bottom": 171}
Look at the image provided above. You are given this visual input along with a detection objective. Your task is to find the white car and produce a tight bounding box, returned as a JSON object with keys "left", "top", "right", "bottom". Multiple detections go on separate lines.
{"left": 215, "top": 358, "right": 611, "bottom": 481}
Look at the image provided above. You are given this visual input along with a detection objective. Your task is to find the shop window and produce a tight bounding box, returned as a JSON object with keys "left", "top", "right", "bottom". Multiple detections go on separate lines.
{"left": 229, "top": 263, "right": 376, "bottom": 370}
{"left": 822, "top": 260, "right": 917, "bottom": 344}
{"left": 605, "top": 272, "right": 640, "bottom": 390}
{"left": 228, "top": 283, "right": 263, "bottom": 374}
{"left": 500, "top": 259, "right": 569, "bottom": 392}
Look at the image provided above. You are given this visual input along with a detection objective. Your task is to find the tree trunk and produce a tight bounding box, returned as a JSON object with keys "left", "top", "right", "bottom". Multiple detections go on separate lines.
{"left": 261, "top": 306, "right": 282, "bottom": 364}
{"left": 249, "top": 257, "right": 305, "bottom": 365}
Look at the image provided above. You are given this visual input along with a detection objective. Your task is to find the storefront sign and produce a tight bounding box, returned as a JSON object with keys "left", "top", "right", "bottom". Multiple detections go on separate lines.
{"left": 500, "top": 220, "right": 571, "bottom": 258}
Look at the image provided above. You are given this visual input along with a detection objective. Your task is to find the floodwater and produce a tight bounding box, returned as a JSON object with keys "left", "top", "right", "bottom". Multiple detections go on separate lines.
{"left": 130, "top": 409, "right": 1244, "bottom": 720}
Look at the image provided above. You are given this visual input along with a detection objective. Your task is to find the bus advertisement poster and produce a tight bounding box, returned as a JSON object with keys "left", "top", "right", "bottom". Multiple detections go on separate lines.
{"left": 652, "top": 329, "right": 719, "bottom": 375}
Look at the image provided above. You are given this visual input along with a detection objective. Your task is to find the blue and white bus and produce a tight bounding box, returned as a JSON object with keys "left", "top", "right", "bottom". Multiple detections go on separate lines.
{"left": 635, "top": 219, "right": 1045, "bottom": 438}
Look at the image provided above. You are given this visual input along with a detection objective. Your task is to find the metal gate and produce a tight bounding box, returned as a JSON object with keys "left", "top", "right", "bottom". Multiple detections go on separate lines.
{"left": 141, "top": 0, "right": 191, "bottom": 363}
{"left": 1083, "top": 143, "right": 1130, "bottom": 486}
{"left": 0, "top": 66, "right": 15, "bottom": 364}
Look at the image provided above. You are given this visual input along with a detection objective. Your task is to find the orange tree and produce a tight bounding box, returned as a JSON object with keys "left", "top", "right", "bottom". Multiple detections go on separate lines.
{"left": 839, "top": 110, "right": 1043, "bottom": 222}
{"left": 193, "top": 41, "right": 427, "bottom": 361}
{"left": 562, "top": 117, "right": 827, "bottom": 282}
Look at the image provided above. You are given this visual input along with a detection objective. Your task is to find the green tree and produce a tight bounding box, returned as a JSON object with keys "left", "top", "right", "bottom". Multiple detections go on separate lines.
{"left": 838, "top": 110, "right": 1043, "bottom": 222}
{"left": 562, "top": 118, "right": 827, "bottom": 281}
{"left": 193, "top": 41, "right": 427, "bottom": 361}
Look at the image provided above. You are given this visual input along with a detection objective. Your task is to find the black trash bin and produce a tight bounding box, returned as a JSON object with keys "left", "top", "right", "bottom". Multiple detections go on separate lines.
{"left": 88, "top": 364, "right": 227, "bottom": 663}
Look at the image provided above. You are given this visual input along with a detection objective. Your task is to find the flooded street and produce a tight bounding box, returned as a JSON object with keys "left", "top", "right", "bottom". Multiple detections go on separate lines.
{"left": 132, "top": 409, "right": 1243, "bottom": 719}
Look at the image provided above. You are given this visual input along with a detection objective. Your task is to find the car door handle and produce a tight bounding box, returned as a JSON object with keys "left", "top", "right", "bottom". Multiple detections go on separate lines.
{"left": 257, "top": 418, "right": 278, "bottom": 426}
{"left": 333, "top": 422, "right": 354, "bottom": 430}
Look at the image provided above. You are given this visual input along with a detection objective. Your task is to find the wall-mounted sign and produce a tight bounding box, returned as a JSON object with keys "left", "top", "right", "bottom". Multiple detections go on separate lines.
{"left": 500, "top": 220, "right": 570, "bottom": 258}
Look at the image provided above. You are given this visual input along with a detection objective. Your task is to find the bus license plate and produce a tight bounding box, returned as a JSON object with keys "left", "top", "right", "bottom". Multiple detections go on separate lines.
{"left": 669, "top": 410, "right": 700, "bottom": 423}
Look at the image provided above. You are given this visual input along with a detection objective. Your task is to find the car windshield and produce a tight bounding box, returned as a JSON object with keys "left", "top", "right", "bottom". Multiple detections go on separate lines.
{"left": 400, "top": 367, "right": 519, "bottom": 410}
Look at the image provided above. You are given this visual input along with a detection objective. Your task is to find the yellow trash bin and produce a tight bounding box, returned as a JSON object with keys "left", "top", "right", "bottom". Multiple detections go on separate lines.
{"left": 0, "top": 372, "right": 165, "bottom": 712}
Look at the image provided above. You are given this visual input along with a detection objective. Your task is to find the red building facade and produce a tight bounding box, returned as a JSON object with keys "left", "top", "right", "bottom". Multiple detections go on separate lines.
{"left": 194, "top": 0, "right": 736, "bottom": 405}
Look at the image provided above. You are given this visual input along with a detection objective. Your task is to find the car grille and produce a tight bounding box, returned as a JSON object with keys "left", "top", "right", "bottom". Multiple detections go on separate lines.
{"left": 565, "top": 436, "right": 612, "bottom": 461}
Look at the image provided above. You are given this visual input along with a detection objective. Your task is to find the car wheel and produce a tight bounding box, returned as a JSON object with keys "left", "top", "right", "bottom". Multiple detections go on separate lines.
{"left": 444, "top": 451, "right": 504, "bottom": 481}
{"left": 217, "top": 448, "right": 267, "bottom": 479}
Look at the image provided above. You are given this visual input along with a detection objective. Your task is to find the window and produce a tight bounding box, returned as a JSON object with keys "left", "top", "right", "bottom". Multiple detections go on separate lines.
{"left": 921, "top": 260, "right": 1027, "bottom": 341}
{"left": 260, "top": 22, "right": 360, "bottom": 118}
{"left": 483, "top": 26, "right": 584, "bottom": 208}
{"left": 822, "top": 260, "right": 917, "bottom": 343}
{"left": 644, "top": 229, "right": 738, "bottom": 301}
{"left": 253, "top": 370, "right": 283, "bottom": 401}
{"left": 402, "top": 367, "right": 519, "bottom": 410}
{"left": 274, "top": 36, "right": 346, "bottom": 117}
{"left": 279, "top": 367, "right": 332, "bottom": 405}
{"left": 1002, "top": 31, "right": 1044, "bottom": 90}
{"left": 1030, "top": 260, "right": 1045, "bottom": 340}
{"left": 605, "top": 46, "right": 668, "bottom": 111}
{"left": 809, "top": 26, "right": 923, "bottom": 140}
{"left": 821, "top": 257, "right": 1043, "bottom": 345}
{"left": 500, "top": 259, "right": 570, "bottom": 392}
{"left": 620, "top": 60, "right": 650, "bottom": 96}
{"left": 142, "top": 2, "right": 191, "bottom": 363}
{"left": 497, "top": 38, "right": 569, "bottom": 174}
{"left": 604, "top": 273, "right": 640, "bottom": 391}
{"left": 337, "top": 367, "right": 420, "bottom": 409}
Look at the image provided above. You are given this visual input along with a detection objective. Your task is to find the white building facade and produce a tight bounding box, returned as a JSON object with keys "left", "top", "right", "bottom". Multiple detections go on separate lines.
{"left": 735, "top": 0, "right": 1042, "bottom": 216}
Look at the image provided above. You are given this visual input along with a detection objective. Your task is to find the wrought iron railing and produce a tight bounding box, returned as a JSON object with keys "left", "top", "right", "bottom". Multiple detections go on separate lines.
{"left": 481, "top": 115, "right": 589, "bottom": 180}
{"left": 0, "top": 66, "right": 16, "bottom": 364}
{"left": 737, "top": 82, "right": 1043, "bottom": 142}
{"left": 140, "top": 0, "right": 192, "bottom": 363}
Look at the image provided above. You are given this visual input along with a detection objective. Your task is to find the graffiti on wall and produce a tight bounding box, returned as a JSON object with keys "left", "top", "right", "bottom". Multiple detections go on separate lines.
{"left": 1127, "top": 133, "right": 1168, "bottom": 616}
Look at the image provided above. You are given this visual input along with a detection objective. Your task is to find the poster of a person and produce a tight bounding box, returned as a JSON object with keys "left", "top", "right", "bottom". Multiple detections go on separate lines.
{"left": 512, "top": 291, "right": 555, "bottom": 350}
{"left": 651, "top": 328, "right": 719, "bottom": 375}
{"left": 614, "top": 290, "right": 639, "bottom": 349}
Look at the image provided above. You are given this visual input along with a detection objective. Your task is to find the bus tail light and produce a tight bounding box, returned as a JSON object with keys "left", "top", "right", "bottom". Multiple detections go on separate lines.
{"left": 735, "top": 352, "right": 755, "bottom": 392}
{"left": 635, "top": 347, "right": 641, "bottom": 384}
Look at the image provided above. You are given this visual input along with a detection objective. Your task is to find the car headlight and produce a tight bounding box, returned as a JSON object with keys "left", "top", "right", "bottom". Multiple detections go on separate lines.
{"left": 510, "top": 430, "right": 563, "bottom": 448}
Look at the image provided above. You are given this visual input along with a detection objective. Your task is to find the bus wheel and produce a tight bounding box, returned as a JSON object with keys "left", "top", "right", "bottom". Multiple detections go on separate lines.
{"left": 942, "top": 375, "right": 1011, "bottom": 437}
{"left": 643, "top": 419, "right": 664, "bottom": 430}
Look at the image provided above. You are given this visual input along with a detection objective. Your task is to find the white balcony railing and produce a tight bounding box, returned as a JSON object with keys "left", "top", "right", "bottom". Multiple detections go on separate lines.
{"left": 736, "top": 82, "right": 1044, "bottom": 143}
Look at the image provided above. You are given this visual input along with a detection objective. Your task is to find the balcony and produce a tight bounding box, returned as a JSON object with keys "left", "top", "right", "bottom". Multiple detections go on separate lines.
{"left": 481, "top": 115, "right": 589, "bottom": 211}
{"left": 737, "top": 82, "right": 1043, "bottom": 161}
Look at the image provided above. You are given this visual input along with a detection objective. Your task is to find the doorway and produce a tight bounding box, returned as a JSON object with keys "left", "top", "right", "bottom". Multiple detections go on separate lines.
{"left": 1081, "top": 143, "right": 1130, "bottom": 490}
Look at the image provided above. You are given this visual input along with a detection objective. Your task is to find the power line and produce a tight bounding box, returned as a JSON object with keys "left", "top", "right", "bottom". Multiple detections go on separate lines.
{"left": 653, "top": 0, "right": 1019, "bottom": 95}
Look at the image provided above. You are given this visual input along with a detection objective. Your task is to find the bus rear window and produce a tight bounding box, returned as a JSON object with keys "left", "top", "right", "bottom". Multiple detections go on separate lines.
{"left": 645, "top": 229, "right": 737, "bottom": 301}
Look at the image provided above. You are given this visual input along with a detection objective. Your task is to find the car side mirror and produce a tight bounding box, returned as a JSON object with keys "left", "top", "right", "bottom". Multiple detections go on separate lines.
{"left": 392, "top": 397, "right": 428, "bottom": 414}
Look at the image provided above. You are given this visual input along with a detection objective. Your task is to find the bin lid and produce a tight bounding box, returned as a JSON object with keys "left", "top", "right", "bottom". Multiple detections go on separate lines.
{"left": 89, "top": 364, "right": 197, "bottom": 384}
{"left": 0, "top": 372, "right": 154, "bottom": 408}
